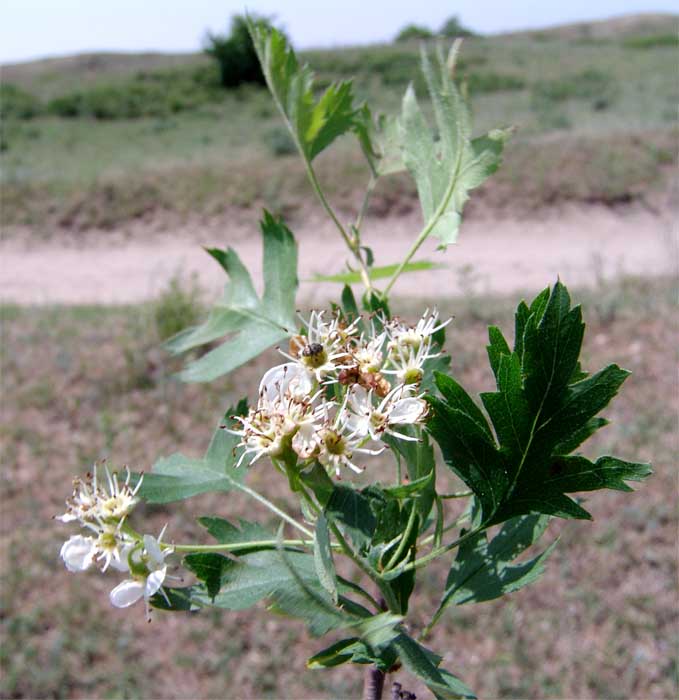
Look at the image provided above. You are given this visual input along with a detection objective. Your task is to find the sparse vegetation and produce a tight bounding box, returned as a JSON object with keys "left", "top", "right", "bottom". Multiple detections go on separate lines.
{"left": 623, "top": 32, "right": 677, "bottom": 49}
{"left": 0, "top": 13, "right": 676, "bottom": 231}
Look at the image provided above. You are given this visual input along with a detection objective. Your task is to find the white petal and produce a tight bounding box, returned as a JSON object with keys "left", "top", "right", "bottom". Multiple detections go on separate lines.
{"left": 60, "top": 535, "right": 96, "bottom": 572}
{"left": 259, "top": 363, "right": 298, "bottom": 400}
{"left": 144, "top": 567, "right": 167, "bottom": 598}
{"left": 109, "top": 543, "right": 133, "bottom": 572}
{"left": 389, "top": 398, "right": 426, "bottom": 424}
{"left": 110, "top": 579, "right": 145, "bottom": 608}
{"left": 143, "top": 535, "right": 165, "bottom": 566}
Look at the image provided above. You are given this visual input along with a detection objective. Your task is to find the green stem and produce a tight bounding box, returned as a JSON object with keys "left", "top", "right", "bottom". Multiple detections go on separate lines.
{"left": 440, "top": 490, "right": 473, "bottom": 499}
{"left": 168, "top": 539, "right": 313, "bottom": 553}
{"left": 391, "top": 524, "right": 487, "bottom": 575}
{"left": 383, "top": 503, "right": 418, "bottom": 572}
{"left": 419, "top": 512, "right": 470, "bottom": 547}
{"left": 354, "top": 174, "right": 378, "bottom": 235}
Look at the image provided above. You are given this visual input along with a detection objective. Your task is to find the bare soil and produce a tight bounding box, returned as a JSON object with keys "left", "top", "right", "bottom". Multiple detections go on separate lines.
{"left": 1, "top": 203, "right": 676, "bottom": 305}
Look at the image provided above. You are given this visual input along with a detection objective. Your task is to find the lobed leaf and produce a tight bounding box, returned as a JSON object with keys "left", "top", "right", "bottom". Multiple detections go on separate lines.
{"left": 249, "top": 21, "right": 359, "bottom": 162}
{"left": 427, "top": 281, "right": 651, "bottom": 526}
{"left": 167, "top": 211, "right": 298, "bottom": 382}
{"left": 398, "top": 44, "right": 511, "bottom": 250}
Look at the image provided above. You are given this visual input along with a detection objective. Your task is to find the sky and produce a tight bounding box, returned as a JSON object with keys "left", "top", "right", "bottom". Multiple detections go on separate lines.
{"left": 1, "top": 0, "right": 675, "bottom": 63}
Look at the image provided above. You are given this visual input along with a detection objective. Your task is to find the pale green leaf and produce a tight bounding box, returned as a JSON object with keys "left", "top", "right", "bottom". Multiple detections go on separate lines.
{"left": 166, "top": 211, "right": 298, "bottom": 383}
{"left": 309, "top": 260, "right": 443, "bottom": 284}
{"left": 313, "top": 514, "right": 338, "bottom": 603}
{"left": 399, "top": 44, "right": 511, "bottom": 250}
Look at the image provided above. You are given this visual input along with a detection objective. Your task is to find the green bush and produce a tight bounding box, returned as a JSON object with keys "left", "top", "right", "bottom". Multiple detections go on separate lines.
{"left": 204, "top": 14, "right": 276, "bottom": 88}
{"left": 623, "top": 33, "right": 677, "bottom": 49}
{"left": 46, "top": 66, "right": 223, "bottom": 120}
{"left": 0, "top": 84, "right": 43, "bottom": 120}
{"left": 395, "top": 24, "right": 434, "bottom": 42}
{"left": 153, "top": 274, "right": 204, "bottom": 342}
{"left": 439, "top": 15, "right": 476, "bottom": 38}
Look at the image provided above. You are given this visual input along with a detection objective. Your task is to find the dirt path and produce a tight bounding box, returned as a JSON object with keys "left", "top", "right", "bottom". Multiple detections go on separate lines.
{"left": 1, "top": 204, "right": 675, "bottom": 305}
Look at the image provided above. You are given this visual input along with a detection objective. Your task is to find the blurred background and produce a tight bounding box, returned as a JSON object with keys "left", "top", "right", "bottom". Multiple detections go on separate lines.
{"left": 1, "top": 1, "right": 677, "bottom": 698}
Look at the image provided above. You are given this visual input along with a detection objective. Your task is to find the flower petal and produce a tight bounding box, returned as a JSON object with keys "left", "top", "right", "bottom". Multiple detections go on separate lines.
{"left": 144, "top": 567, "right": 167, "bottom": 598}
{"left": 60, "top": 535, "right": 96, "bottom": 572}
{"left": 389, "top": 398, "right": 427, "bottom": 424}
{"left": 110, "top": 579, "right": 145, "bottom": 608}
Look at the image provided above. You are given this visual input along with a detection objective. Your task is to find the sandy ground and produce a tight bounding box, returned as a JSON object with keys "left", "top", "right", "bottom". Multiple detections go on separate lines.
{"left": 1, "top": 203, "right": 676, "bottom": 305}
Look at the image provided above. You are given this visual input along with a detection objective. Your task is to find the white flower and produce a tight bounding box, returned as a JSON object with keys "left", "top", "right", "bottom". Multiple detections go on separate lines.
{"left": 60, "top": 525, "right": 134, "bottom": 573}
{"left": 346, "top": 385, "right": 427, "bottom": 442}
{"left": 315, "top": 397, "right": 384, "bottom": 477}
{"left": 231, "top": 382, "right": 320, "bottom": 467}
{"left": 353, "top": 332, "right": 386, "bottom": 375}
{"left": 109, "top": 532, "right": 173, "bottom": 616}
{"left": 259, "top": 362, "right": 313, "bottom": 401}
{"left": 57, "top": 464, "right": 142, "bottom": 526}
{"left": 387, "top": 309, "right": 450, "bottom": 354}
{"left": 279, "top": 311, "right": 359, "bottom": 384}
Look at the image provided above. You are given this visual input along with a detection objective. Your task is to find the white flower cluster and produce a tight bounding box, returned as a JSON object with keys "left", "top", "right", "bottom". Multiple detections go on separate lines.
{"left": 57, "top": 464, "right": 172, "bottom": 618}
{"left": 231, "top": 309, "right": 448, "bottom": 476}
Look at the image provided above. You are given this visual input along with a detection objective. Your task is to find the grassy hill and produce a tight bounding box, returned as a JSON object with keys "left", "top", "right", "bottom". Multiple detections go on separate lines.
{"left": 1, "top": 13, "right": 676, "bottom": 232}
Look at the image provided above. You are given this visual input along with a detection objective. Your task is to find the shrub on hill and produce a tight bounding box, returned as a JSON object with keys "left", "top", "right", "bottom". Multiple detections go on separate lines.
{"left": 0, "top": 84, "right": 43, "bottom": 120}
{"left": 45, "top": 65, "right": 222, "bottom": 120}
{"left": 440, "top": 15, "right": 476, "bottom": 38}
{"left": 395, "top": 24, "right": 434, "bottom": 42}
{"left": 204, "top": 14, "right": 279, "bottom": 88}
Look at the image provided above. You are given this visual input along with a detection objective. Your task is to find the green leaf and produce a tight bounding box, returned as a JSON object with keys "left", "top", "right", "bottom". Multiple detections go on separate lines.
{"left": 325, "top": 484, "right": 377, "bottom": 551}
{"left": 138, "top": 402, "right": 247, "bottom": 503}
{"left": 382, "top": 471, "right": 435, "bottom": 499}
{"left": 354, "top": 105, "right": 405, "bottom": 176}
{"left": 437, "top": 514, "right": 555, "bottom": 613}
{"left": 393, "top": 634, "right": 476, "bottom": 699}
{"left": 399, "top": 44, "right": 510, "bottom": 250}
{"left": 427, "top": 281, "right": 651, "bottom": 525}
{"left": 249, "top": 22, "right": 359, "bottom": 162}
{"left": 299, "top": 461, "right": 335, "bottom": 508}
{"left": 309, "top": 260, "right": 443, "bottom": 284}
{"left": 313, "top": 514, "right": 338, "bottom": 603}
{"left": 307, "top": 638, "right": 366, "bottom": 669}
{"left": 167, "top": 211, "right": 298, "bottom": 382}
{"left": 383, "top": 427, "right": 436, "bottom": 524}
{"left": 308, "top": 637, "right": 399, "bottom": 671}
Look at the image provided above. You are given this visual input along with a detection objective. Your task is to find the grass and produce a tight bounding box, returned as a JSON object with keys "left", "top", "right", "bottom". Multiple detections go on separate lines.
{"left": 1, "top": 276, "right": 677, "bottom": 699}
{"left": 1, "top": 20, "right": 677, "bottom": 232}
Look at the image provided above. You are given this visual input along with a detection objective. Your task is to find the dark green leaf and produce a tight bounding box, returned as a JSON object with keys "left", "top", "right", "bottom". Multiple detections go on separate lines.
{"left": 167, "top": 211, "right": 298, "bottom": 382}
{"left": 383, "top": 427, "right": 436, "bottom": 523}
{"left": 438, "top": 515, "right": 554, "bottom": 612}
{"left": 393, "top": 634, "right": 476, "bottom": 699}
{"left": 427, "top": 281, "right": 651, "bottom": 525}
{"left": 325, "top": 484, "right": 376, "bottom": 551}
